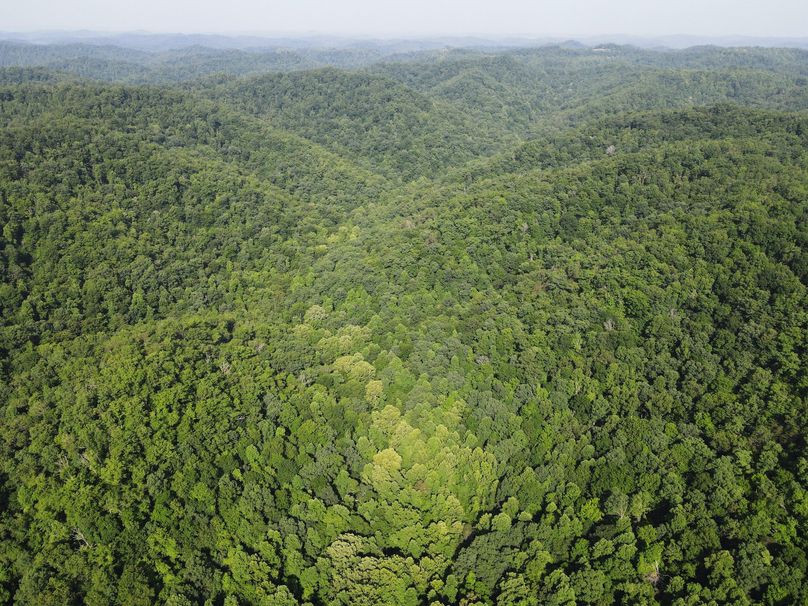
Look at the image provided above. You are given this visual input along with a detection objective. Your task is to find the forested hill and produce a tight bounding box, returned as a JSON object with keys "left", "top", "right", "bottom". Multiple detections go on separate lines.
{"left": 0, "top": 41, "right": 807, "bottom": 606}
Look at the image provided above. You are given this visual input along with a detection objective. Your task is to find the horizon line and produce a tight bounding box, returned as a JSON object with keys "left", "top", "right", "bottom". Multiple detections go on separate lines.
{"left": 3, "top": 29, "right": 808, "bottom": 41}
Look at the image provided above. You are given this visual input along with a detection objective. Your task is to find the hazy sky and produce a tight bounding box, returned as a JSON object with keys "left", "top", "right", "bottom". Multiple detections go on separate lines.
{"left": 3, "top": 0, "right": 807, "bottom": 38}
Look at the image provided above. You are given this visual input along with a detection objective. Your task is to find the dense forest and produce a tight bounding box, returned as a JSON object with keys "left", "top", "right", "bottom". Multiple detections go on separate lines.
{"left": 0, "top": 41, "right": 806, "bottom": 606}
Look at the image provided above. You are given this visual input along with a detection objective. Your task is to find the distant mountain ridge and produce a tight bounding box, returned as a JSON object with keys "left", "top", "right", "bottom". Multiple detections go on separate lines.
{"left": 2, "top": 30, "right": 808, "bottom": 51}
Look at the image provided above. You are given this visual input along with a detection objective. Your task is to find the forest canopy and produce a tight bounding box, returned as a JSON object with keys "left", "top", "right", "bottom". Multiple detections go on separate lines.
{"left": 0, "top": 41, "right": 806, "bottom": 605}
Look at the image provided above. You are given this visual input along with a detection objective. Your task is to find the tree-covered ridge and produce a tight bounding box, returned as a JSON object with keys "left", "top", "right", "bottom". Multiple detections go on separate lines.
{"left": 371, "top": 46, "right": 808, "bottom": 128}
{"left": 0, "top": 46, "right": 807, "bottom": 606}
{"left": 0, "top": 41, "right": 392, "bottom": 83}
{"left": 202, "top": 68, "right": 521, "bottom": 180}
{"left": 454, "top": 105, "right": 808, "bottom": 184}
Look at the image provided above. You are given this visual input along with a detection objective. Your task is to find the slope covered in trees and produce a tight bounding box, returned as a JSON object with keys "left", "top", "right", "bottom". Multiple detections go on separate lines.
{"left": 0, "top": 42, "right": 806, "bottom": 606}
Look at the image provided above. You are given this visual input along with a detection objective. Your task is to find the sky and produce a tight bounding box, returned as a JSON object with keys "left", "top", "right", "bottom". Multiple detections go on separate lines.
{"left": 2, "top": 0, "right": 807, "bottom": 38}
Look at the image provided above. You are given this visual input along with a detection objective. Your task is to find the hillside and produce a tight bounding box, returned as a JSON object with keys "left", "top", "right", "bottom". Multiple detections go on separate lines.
{"left": 0, "top": 43, "right": 806, "bottom": 606}
{"left": 204, "top": 69, "right": 520, "bottom": 180}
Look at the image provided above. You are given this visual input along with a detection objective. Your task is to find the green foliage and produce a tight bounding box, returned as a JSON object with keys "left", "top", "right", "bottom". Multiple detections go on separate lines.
{"left": 0, "top": 42, "right": 807, "bottom": 605}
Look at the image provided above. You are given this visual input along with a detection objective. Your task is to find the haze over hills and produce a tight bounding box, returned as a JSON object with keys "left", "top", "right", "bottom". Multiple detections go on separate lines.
{"left": 0, "top": 31, "right": 806, "bottom": 606}
{"left": 3, "top": 30, "right": 808, "bottom": 51}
